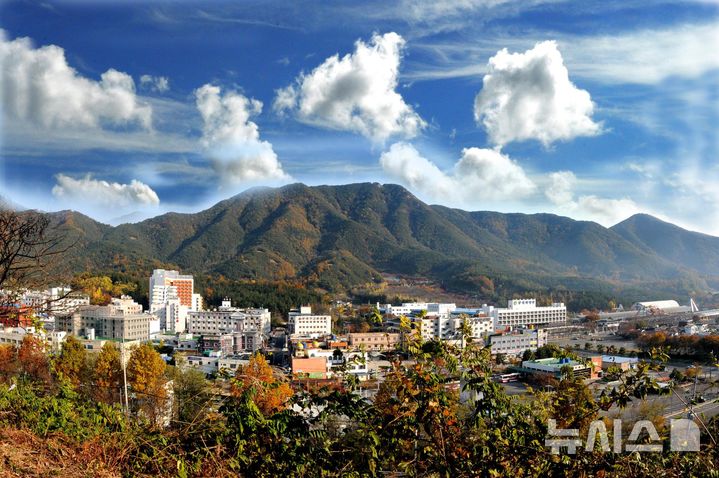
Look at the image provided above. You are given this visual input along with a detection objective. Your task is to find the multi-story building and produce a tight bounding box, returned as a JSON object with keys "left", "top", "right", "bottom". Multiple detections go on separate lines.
{"left": 348, "top": 332, "right": 400, "bottom": 351}
{"left": 483, "top": 299, "right": 566, "bottom": 329}
{"left": 288, "top": 306, "right": 331, "bottom": 337}
{"left": 149, "top": 269, "right": 203, "bottom": 333}
{"left": 198, "top": 333, "right": 234, "bottom": 356}
{"left": 412, "top": 314, "right": 493, "bottom": 342}
{"left": 150, "top": 270, "right": 195, "bottom": 308}
{"left": 187, "top": 301, "right": 271, "bottom": 337}
{"left": 17, "top": 287, "right": 90, "bottom": 316}
{"left": 57, "top": 296, "right": 151, "bottom": 341}
{"left": 488, "top": 328, "right": 548, "bottom": 356}
{"left": 379, "top": 302, "right": 456, "bottom": 317}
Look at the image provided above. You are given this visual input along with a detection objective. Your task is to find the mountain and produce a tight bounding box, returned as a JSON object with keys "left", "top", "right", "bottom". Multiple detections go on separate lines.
{"left": 611, "top": 213, "right": 719, "bottom": 276}
{"left": 41, "top": 183, "right": 717, "bottom": 297}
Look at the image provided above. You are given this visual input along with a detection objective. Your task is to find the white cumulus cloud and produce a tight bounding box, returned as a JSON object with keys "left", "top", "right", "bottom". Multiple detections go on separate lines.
{"left": 52, "top": 174, "right": 160, "bottom": 207}
{"left": 474, "top": 40, "right": 601, "bottom": 147}
{"left": 195, "top": 84, "right": 290, "bottom": 185}
{"left": 544, "top": 170, "right": 640, "bottom": 225}
{"left": 380, "top": 142, "right": 535, "bottom": 203}
{"left": 1, "top": 33, "right": 152, "bottom": 130}
{"left": 545, "top": 170, "right": 577, "bottom": 206}
{"left": 140, "top": 74, "right": 170, "bottom": 92}
{"left": 380, "top": 142, "right": 456, "bottom": 199}
{"left": 274, "top": 32, "right": 426, "bottom": 143}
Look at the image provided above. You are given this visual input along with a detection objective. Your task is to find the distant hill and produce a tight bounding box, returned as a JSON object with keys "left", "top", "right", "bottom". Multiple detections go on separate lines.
{"left": 612, "top": 213, "right": 719, "bottom": 276}
{"left": 38, "top": 183, "right": 718, "bottom": 298}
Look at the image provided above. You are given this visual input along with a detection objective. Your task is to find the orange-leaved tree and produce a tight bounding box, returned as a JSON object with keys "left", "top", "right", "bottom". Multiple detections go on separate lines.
{"left": 17, "top": 335, "right": 50, "bottom": 384}
{"left": 127, "top": 343, "right": 168, "bottom": 425}
{"left": 0, "top": 344, "right": 18, "bottom": 383}
{"left": 231, "top": 353, "right": 292, "bottom": 415}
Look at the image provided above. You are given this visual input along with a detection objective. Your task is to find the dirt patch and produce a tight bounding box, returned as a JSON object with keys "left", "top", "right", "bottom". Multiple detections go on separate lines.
{"left": 0, "top": 427, "right": 121, "bottom": 478}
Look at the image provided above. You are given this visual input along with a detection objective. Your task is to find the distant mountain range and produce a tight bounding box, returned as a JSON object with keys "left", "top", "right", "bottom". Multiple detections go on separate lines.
{"left": 27, "top": 183, "right": 719, "bottom": 298}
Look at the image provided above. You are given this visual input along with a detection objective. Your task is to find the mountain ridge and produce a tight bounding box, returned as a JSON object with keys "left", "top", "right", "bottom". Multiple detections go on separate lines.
{"left": 20, "top": 182, "right": 717, "bottom": 297}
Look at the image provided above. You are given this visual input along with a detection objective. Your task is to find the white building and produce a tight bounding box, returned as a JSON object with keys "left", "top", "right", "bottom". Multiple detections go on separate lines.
{"left": 412, "top": 314, "right": 493, "bottom": 343}
{"left": 484, "top": 299, "right": 566, "bottom": 329}
{"left": 632, "top": 300, "right": 689, "bottom": 314}
{"left": 288, "top": 306, "right": 332, "bottom": 337}
{"left": 57, "top": 297, "right": 152, "bottom": 341}
{"left": 187, "top": 302, "right": 271, "bottom": 337}
{"left": 379, "top": 302, "right": 456, "bottom": 316}
{"left": 488, "top": 328, "right": 548, "bottom": 356}
{"left": 149, "top": 270, "right": 202, "bottom": 333}
{"left": 13, "top": 287, "right": 90, "bottom": 316}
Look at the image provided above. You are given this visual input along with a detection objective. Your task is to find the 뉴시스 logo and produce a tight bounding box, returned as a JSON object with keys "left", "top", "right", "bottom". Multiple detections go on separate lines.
{"left": 545, "top": 418, "right": 700, "bottom": 454}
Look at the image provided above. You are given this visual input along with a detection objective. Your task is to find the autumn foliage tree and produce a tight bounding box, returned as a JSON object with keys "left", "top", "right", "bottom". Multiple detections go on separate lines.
{"left": 53, "top": 335, "right": 88, "bottom": 387}
{"left": 17, "top": 335, "right": 50, "bottom": 384}
{"left": 0, "top": 344, "right": 18, "bottom": 382}
{"left": 93, "top": 342, "right": 123, "bottom": 404}
{"left": 72, "top": 274, "right": 136, "bottom": 305}
{"left": 127, "top": 344, "right": 168, "bottom": 425}
{"left": 231, "top": 353, "right": 293, "bottom": 416}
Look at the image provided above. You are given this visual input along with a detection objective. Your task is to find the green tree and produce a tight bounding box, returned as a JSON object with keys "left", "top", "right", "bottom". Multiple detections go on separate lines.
{"left": 54, "top": 335, "right": 88, "bottom": 387}
{"left": 173, "top": 367, "right": 211, "bottom": 426}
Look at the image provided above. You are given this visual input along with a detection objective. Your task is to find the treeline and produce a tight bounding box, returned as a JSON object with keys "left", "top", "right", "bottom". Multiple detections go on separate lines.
{"left": 1, "top": 331, "right": 718, "bottom": 476}
{"left": 635, "top": 331, "right": 719, "bottom": 360}
{"left": 197, "top": 276, "right": 327, "bottom": 316}
{"left": 71, "top": 272, "right": 328, "bottom": 318}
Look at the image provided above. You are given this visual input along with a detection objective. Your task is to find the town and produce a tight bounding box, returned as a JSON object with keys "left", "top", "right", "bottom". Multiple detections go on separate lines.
{"left": 2, "top": 268, "right": 718, "bottom": 426}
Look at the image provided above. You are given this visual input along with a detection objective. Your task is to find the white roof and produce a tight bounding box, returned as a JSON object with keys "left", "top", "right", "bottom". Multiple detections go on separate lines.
{"left": 636, "top": 300, "right": 680, "bottom": 309}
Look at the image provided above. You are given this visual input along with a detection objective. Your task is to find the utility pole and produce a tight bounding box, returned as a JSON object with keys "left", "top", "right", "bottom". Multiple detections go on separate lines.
{"left": 121, "top": 335, "right": 129, "bottom": 417}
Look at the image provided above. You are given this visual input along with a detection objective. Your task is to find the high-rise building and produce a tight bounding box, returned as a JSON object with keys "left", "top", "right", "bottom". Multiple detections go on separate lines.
{"left": 149, "top": 269, "right": 195, "bottom": 308}
{"left": 149, "top": 269, "right": 200, "bottom": 333}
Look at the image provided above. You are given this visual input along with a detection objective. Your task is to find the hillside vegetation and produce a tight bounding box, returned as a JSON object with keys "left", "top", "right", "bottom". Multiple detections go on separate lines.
{"left": 40, "top": 183, "right": 718, "bottom": 301}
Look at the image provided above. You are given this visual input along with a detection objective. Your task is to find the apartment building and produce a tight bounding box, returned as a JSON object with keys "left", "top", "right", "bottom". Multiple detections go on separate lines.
{"left": 484, "top": 299, "right": 566, "bottom": 329}
{"left": 348, "top": 332, "right": 400, "bottom": 351}
{"left": 57, "top": 296, "right": 151, "bottom": 341}
{"left": 187, "top": 301, "right": 271, "bottom": 337}
{"left": 288, "top": 306, "right": 331, "bottom": 337}
{"left": 412, "top": 314, "right": 493, "bottom": 342}
{"left": 488, "top": 328, "right": 548, "bottom": 356}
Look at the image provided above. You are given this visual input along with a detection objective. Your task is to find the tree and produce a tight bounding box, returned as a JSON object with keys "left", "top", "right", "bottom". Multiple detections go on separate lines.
{"left": 17, "top": 335, "right": 50, "bottom": 384}
{"left": 0, "top": 210, "right": 70, "bottom": 323}
{"left": 0, "top": 210, "right": 66, "bottom": 291}
{"left": 231, "top": 353, "right": 293, "bottom": 416}
{"left": 369, "top": 307, "right": 383, "bottom": 326}
{"left": 93, "top": 342, "right": 123, "bottom": 404}
{"left": 173, "top": 367, "right": 211, "bottom": 427}
{"left": 458, "top": 314, "right": 472, "bottom": 349}
{"left": 127, "top": 343, "right": 168, "bottom": 425}
{"left": 72, "top": 274, "right": 136, "bottom": 306}
{"left": 0, "top": 344, "right": 18, "bottom": 382}
{"left": 54, "top": 335, "right": 88, "bottom": 387}
{"left": 584, "top": 342, "right": 593, "bottom": 351}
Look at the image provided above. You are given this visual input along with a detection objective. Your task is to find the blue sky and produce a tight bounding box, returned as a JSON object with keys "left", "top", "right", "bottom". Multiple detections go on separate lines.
{"left": 1, "top": 0, "right": 718, "bottom": 234}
